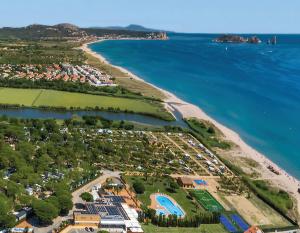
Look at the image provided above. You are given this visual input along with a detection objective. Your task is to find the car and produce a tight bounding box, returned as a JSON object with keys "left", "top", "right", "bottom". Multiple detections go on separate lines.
{"left": 85, "top": 227, "right": 89, "bottom": 232}
{"left": 89, "top": 228, "right": 94, "bottom": 232}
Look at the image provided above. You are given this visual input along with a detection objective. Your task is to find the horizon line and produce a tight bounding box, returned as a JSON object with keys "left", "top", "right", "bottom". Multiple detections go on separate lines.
{"left": 0, "top": 23, "right": 300, "bottom": 35}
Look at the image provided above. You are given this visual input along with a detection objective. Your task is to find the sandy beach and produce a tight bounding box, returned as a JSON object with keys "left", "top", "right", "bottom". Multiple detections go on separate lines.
{"left": 81, "top": 40, "right": 300, "bottom": 220}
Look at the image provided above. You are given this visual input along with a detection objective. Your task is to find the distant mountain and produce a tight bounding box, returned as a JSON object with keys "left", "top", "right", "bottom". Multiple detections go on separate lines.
{"left": 90, "top": 24, "right": 168, "bottom": 32}
{"left": 54, "top": 23, "right": 80, "bottom": 31}
{"left": 0, "top": 23, "right": 167, "bottom": 40}
{"left": 0, "top": 23, "right": 88, "bottom": 40}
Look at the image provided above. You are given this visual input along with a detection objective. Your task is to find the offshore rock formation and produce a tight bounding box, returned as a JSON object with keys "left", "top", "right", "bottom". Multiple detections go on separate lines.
{"left": 214, "top": 35, "right": 262, "bottom": 44}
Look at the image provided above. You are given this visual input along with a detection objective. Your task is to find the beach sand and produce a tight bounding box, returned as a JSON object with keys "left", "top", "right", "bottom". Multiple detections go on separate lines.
{"left": 81, "top": 40, "right": 300, "bottom": 221}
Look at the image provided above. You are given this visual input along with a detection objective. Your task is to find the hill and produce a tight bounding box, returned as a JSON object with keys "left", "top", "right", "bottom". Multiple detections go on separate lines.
{"left": 0, "top": 23, "right": 166, "bottom": 40}
{"left": 91, "top": 24, "right": 167, "bottom": 32}
{"left": 0, "top": 23, "right": 88, "bottom": 40}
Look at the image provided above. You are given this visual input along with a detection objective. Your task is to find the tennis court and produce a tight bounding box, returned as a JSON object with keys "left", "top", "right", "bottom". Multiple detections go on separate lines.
{"left": 191, "top": 190, "right": 224, "bottom": 212}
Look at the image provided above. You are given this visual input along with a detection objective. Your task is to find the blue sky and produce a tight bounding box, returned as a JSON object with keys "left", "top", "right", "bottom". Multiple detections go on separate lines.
{"left": 0, "top": 0, "right": 299, "bottom": 33}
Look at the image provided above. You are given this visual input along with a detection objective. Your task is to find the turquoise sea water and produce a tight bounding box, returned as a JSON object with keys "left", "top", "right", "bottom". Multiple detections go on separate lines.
{"left": 89, "top": 34, "right": 300, "bottom": 178}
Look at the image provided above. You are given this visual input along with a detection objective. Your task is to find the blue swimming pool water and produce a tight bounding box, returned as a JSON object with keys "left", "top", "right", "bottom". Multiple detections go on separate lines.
{"left": 156, "top": 195, "right": 185, "bottom": 217}
{"left": 194, "top": 179, "right": 208, "bottom": 185}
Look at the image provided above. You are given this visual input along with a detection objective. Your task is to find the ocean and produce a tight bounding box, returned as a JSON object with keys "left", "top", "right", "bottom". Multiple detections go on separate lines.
{"left": 89, "top": 33, "right": 300, "bottom": 178}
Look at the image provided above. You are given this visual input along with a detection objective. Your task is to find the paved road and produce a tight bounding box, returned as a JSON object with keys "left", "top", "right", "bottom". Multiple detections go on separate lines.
{"left": 33, "top": 170, "right": 120, "bottom": 233}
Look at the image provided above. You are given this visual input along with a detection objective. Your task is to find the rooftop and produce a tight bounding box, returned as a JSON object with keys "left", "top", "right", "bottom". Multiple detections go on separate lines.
{"left": 177, "top": 176, "right": 194, "bottom": 185}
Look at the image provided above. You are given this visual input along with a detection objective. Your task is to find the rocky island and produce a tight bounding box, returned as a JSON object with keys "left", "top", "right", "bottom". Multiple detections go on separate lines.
{"left": 214, "top": 34, "right": 262, "bottom": 44}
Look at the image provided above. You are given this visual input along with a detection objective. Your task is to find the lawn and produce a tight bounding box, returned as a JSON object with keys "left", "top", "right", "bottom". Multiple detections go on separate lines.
{"left": 0, "top": 88, "right": 172, "bottom": 120}
{"left": 124, "top": 176, "right": 199, "bottom": 217}
{"left": 142, "top": 223, "right": 228, "bottom": 233}
{"left": 0, "top": 88, "right": 42, "bottom": 105}
{"left": 190, "top": 190, "right": 224, "bottom": 212}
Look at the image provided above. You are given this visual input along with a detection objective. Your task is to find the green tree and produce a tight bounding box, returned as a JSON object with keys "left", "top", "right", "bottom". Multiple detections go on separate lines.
{"left": 133, "top": 181, "right": 145, "bottom": 194}
{"left": 207, "top": 126, "right": 215, "bottom": 134}
{"left": 57, "top": 194, "right": 73, "bottom": 215}
{"left": 168, "top": 180, "right": 179, "bottom": 193}
{"left": 0, "top": 194, "right": 15, "bottom": 228}
{"left": 6, "top": 181, "right": 22, "bottom": 200}
{"left": 33, "top": 200, "right": 59, "bottom": 225}
{"left": 80, "top": 192, "right": 94, "bottom": 202}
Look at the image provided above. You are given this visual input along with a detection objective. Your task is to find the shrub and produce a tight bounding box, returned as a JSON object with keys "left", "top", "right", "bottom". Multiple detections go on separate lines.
{"left": 80, "top": 192, "right": 94, "bottom": 202}
{"left": 133, "top": 181, "right": 145, "bottom": 194}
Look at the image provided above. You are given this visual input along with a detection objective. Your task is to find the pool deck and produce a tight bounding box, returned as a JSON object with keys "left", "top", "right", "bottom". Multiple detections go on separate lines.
{"left": 149, "top": 193, "right": 186, "bottom": 217}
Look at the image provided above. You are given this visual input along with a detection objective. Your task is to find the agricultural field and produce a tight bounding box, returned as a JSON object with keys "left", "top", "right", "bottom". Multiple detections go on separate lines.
{"left": 142, "top": 223, "right": 228, "bottom": 233}
{"left": 0, "top": 88, "right": 172, "bottom": 120}
{"left": 191, "top": 190, "right": 224, "bottom": 212}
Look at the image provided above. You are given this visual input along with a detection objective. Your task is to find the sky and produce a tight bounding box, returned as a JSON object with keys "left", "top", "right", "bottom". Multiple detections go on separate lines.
{"left": 0, "top": 0, "right": 299, "bottom": 33}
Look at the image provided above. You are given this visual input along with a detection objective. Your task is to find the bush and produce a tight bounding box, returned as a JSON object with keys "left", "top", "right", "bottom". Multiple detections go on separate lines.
{"left": 207, "top": 126, "right": 215, "bottom": 134}
{"left": 80, "top": 192, "right": 94, "bottom": 202}
{"left": 133, "top": 181, "right": 145, "bottom": 194}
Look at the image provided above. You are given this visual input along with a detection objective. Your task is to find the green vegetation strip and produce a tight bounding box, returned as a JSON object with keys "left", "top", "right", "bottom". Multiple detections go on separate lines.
{"left": 0, "top": 88, "right": 172, "bottom": 120}
{"left": 142, "top": 223, "right": 228, "bottom": 233}
{"left": 190, "top": 190, "right": 224, "bottom": 212}
{"left": 185, "top": 118, "right": 231, "bottom": 149}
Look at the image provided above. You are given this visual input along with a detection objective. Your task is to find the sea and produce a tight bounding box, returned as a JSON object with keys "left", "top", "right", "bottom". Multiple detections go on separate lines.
{"left": 89, "top": 33, "right": 300, "bottom": 178}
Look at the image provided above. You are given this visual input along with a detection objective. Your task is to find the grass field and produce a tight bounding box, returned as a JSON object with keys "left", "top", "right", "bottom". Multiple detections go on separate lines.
{"left": 0, "top": 88, "right": 172, "bottom": 120}
{"left": 124, "top": 176, "right": 199, "bottom": 217}
{"left": 191, "top": 190, "right": 224, "bottom": 212}
{"left": 142, "top": 223, "right": 228, "bottom": 233}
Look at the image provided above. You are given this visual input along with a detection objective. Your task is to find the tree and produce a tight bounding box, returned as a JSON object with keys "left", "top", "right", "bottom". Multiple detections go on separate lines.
{"left": 47, "top": 196, "right": 60, "bottom": 210}
{"left": 207, "top": 126, "right": 215, "bottom": 134}
{"left": 6, "top": 181, "right": 22, "bottom": 200}
{"left": 36, "top": 154, "right": 53, "bottom": 173}
{"left": 0, "top": 194, "right": 15, "bottom": 228}
{"left": 133, "top": 181, "right": 145, "bottom": 194}
{"left": 52, "top": 182, "right": 73, "bottom": 215}
{"left": 167, "top": 180, "right": 179, "bottom": 193}
{"left": 80, "top": 192, "right": 94, "bottom": 202}
{"left": 33, "top": 200, "right": 59, "bottom": 225}
{"left": 57, "top": 194, "right": 73, "bottom": 215}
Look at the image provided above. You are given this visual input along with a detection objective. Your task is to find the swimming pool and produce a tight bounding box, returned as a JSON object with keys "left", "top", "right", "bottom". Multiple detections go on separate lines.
{"left": 155, "top": 195, "right": 185, "bottom": 217}
{"left": 194, "top": 179, "right": 208, "bottom": 185}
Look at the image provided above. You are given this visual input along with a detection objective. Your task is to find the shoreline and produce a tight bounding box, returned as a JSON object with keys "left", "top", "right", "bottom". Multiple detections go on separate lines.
{"left": 81, "top": 39, "right": 300, "bottom": 220}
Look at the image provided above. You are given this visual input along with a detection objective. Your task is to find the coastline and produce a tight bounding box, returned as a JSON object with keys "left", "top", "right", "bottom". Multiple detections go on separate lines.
{"left": 81, "top": 40, "right": 300, "bottom": 220}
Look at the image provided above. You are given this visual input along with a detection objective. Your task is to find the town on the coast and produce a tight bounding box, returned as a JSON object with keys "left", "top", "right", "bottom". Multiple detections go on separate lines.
{"left": 0, "top": 23, "right": 299, "bottom": 233}
{"left": 0, "top": 64, "right": 115, "bottom": 86}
